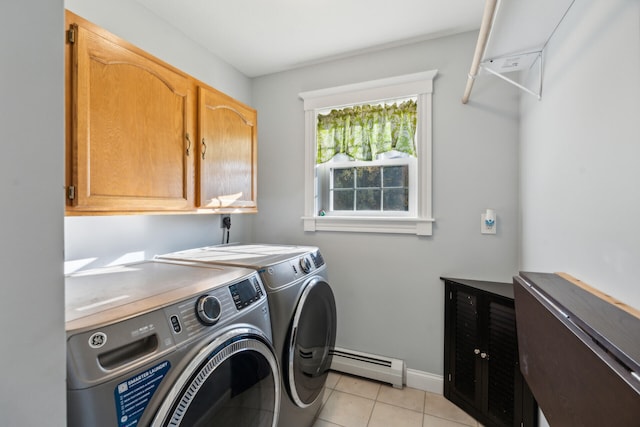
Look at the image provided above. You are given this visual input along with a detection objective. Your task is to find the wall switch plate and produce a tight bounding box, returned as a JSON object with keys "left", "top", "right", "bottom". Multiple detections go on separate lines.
{"left": 481, "top": 213, "right": 496, "bottom": 234}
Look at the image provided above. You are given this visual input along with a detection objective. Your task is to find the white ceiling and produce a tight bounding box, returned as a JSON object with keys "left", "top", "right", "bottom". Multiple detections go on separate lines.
{"left": 133, "top": 0, "right": 485, "bottom": 77}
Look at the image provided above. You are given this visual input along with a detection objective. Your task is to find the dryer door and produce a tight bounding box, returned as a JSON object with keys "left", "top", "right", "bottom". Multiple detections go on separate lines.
{"left": 152, "top": 329, "right": 280, "bottom": 427}
{"left": 287, "top": 278, "right": 337, "bottom": 407}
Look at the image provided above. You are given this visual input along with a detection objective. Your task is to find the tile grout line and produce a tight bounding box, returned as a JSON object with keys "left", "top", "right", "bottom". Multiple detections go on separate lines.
{"left": 320, "top": 373, "right": 479, "bottom": 427}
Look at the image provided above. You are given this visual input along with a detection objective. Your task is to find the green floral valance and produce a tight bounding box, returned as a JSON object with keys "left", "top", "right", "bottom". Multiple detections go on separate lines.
{"left": 316, "top": 99, "right": 417, "bottom": 164}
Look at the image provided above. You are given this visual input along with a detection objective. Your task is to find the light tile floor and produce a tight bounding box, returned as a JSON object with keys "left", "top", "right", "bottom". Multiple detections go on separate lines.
{"left": 313, "top": 372, "right": 482, "bottom": 427}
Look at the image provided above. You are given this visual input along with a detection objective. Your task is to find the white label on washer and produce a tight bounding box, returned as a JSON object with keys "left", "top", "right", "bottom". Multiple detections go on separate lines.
{"left": 114, "top": 360, "right": 171, "bottom": 427}
{"left": 88, "top": 332, "right": 107, "bottom": 349}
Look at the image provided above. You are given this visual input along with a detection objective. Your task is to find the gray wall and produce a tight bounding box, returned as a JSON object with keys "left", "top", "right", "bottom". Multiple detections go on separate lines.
{"left": 17, "top": 1, "right": 636, "bottom": 423}
{"left": 519, "top": 2, "right": 639, "bottom": 424}
{"left": 252, "top": 31, "right": 520, "bottom": 374}
{"left": 0, "top": 1, "right": 66, "bottom": 425}
{"left": 520, "top": 0, "right": 640, "bottom": 309}
{"left": 64, "top": 0, "right": 256, "bottom": 271}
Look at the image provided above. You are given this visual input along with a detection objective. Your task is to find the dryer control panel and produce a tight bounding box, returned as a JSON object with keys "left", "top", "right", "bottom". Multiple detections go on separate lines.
{"left": 259, "top": 250, "right": 326, "bottom": 291}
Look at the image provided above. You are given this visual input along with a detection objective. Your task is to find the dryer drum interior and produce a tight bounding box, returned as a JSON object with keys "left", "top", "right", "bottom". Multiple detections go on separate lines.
{"left": 287, "top": 279, "right": 337, "bottom": 407}
{"left": 152, "top": 332, "right": 280, "bottom": 427}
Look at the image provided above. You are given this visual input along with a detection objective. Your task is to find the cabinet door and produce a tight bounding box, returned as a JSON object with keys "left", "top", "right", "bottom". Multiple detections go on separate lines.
{"left": 197, "top": 86, "right": 257, "bottom": 211}
{"left": 68, "top": 22, "right": 194, "bottom": 212}
{"left": 445, "top": 281, "right": 535, "bottom": 427}
{"left": 486, "top": 298, "right": 518, "bottom": 426}
{"left": 451, "top": 289, "right": 482, "bottom": 407}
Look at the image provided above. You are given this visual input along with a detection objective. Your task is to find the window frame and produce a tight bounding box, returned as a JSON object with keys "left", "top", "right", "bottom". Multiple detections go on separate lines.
{"left": 299, "top": 70, "right": 437, "bottom": 236}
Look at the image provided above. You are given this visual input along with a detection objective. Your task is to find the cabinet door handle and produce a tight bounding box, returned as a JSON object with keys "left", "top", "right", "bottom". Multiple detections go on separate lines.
{"left": 480, "top": 352, "right": 489, "bottom": 360}
{"left": 201, "top": 138, "right": 207, "bottom": 160}
{"left": 474, "top": 348, "right": 481, "bottom": 355}
{"left": 185, "top": 133, "right": 191, "bottom": 156}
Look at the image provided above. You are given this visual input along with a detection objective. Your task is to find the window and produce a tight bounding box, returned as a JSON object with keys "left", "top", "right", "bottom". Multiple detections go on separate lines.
{"left": 329, "top": 161, "right": 412, "bottom": 213}
{"left": 300, "top": 70, "right": 437, "bottom": 235}
{"left": 316, "top": 97, "right": 418, "bottom": 217}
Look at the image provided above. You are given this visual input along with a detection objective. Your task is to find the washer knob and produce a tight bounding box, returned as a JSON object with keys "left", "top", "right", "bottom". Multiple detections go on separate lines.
{"left": 299, "top": 256, "right": 312, "bottom": 274}
{"left": 196, "top": 295, "right": 221, "bottom": 325}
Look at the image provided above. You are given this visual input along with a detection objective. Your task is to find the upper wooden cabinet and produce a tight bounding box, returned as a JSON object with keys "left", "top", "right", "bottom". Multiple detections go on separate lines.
{"left": 197, "top": 87, "right": 257, "bottom": 211}
{"left": 65, "top": 11, "right": 257, "bottom": 215}
{"left": 66, "top": 17, "right": 195, "bottom": 213}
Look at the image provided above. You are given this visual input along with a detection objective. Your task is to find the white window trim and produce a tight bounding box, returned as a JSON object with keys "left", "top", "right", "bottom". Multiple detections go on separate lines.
{"left": 299, "top": 70, "right": 438, "bottom": 236}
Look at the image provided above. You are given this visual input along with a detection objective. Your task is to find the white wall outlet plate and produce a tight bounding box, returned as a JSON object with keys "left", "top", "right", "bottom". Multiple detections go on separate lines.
{"left": 481, "top": 213, "right": 496, "bottom": 234}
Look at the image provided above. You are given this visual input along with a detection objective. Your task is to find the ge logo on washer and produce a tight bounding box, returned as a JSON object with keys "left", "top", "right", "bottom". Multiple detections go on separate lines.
{"left": 89, "top": 332, "right": 107, "bottom": 348}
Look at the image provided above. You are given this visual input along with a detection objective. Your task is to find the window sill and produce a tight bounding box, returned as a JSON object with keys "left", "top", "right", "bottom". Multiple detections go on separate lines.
{"left": 302, "top": 216, "right": 433, "bottom": 236}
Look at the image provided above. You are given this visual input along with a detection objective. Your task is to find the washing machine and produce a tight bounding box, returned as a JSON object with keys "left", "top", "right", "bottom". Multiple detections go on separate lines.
{"left": 66, "top": 260, "right": 280, "bottom": 427}
{"left": 157, "top": 244, "right": 337, "bottom": 427}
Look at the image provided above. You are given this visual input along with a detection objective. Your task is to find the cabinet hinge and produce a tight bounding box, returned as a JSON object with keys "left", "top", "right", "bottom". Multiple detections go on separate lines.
{"left": 68, "top": 185, "right": 76, "bottom": 200}
{"left": 67, "top": 27, "right": 76, "bottom": 44}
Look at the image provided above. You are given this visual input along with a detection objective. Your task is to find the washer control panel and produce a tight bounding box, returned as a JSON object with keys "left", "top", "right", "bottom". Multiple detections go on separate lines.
{"left": 164, "top": 286, "right": 231, "bottom": 343}
{"left": 229, "top": 276, "right": 264, "bottom": 310}
{"left": 66, "top": 270, "right": 269, "bottom": 389}
{"left": 166, "top": 274, "right": 266, "bottom": 344}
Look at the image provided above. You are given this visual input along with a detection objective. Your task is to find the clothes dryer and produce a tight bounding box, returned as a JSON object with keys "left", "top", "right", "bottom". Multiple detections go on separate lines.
{"left": 66, "top": 260, "right": 280, "bottom": 427}
{"left": 157, "top": 244, "right": 337, "bottom": 427}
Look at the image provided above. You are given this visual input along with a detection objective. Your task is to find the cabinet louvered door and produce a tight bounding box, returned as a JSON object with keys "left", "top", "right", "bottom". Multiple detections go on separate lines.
{"left": 486, "top": 301, "right": 517, "bottom": 426}
{"left": 453, "top": 290, "right": 480, "bottom": 406}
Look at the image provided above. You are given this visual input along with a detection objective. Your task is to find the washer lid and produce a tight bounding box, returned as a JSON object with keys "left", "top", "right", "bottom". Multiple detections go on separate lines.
{"left": 157, "top": 243, "right": 319, "bottom": 268}
{"left": 65, "top": 260, "right": 255, "bottom": 330}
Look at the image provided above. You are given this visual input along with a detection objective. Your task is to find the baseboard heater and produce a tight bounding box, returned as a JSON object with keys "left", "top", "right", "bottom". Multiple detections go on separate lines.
{"left": 330, "top": 347, "right": 405, "bottom": 388}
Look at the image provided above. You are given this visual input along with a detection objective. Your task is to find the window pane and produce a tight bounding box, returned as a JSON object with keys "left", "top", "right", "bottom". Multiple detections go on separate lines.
{"left": 356, "top": 189, "right": 381, "bottom": 210}
{"left": 383, "top": 189, "right": 409, "bottom": 211}
{"left": 356, "top": 167, "right": 381, "bottom": 188}
{"left": 333, "top": 190, "right": 354, "bottom": 210}
{"left": 333, "top": 168, "right": 354, "bottom": 189}
{"left": 383, "top": 166, "right": 408, "bottom": 187}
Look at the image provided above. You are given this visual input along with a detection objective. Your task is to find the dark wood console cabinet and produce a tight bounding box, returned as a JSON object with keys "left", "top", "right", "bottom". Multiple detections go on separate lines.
{"left": 441, "top": 277, "right": 537, "bottom": 427}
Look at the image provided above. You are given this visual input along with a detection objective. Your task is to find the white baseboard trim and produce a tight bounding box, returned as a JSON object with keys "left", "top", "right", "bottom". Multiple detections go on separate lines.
{"left": 405, "top": 368, "right": 443, "bottom": 394}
